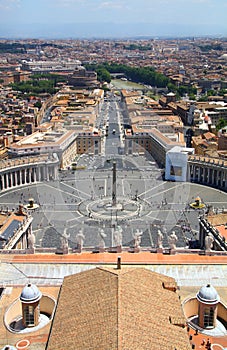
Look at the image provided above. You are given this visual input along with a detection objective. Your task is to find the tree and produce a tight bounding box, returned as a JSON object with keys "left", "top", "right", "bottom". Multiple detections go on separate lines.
{"left": 216, "top": 118, "right": 227, "bottom": 131}
{"left": 34, "top": 100, "right": 42, "bottom": 109}
{"left": 198, "top": 96, "right": 208, "bottom": 102}
{"left": 96, "top": 68, "right": 111, "bottom": 83}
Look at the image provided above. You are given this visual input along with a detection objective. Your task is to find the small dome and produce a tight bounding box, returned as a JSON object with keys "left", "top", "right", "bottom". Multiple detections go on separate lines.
{"left": 197, "top": 284, "right": 220, "bottom": 304}
{"left": 20, "top": 284, "right": 42, "bottom": 303}
{"left": 1, "top": 346, "right": 17, "bottom": 350}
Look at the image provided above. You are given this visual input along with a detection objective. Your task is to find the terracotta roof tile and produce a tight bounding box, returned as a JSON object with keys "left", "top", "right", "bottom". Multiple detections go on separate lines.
{"left": 47, "top": 267, "right": 191, "bottom": 350}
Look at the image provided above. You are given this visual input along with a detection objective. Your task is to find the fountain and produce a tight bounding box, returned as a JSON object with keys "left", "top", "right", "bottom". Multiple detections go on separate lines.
{"left": 24, "top": 198, "right": 39, "bottom": 210}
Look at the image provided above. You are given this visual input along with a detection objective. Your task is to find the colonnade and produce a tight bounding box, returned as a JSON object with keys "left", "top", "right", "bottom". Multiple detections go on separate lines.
{"left": 0, "top": 155, "right": 59, "bottom": 192}
{"left": 188, "top": 156, "right": 227, "bottom": 191}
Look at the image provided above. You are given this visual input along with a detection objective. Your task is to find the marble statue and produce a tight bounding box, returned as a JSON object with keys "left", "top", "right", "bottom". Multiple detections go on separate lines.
{"left": 98, "top": 228, "right": 107, "bottom": 249}
{"left": 133, "top": 229, "right": 143, "bottom": 249}
{"left": 113, "top": 226, "right": 123, "bottom": 247}
{"left": 157, "top": 229, "right": 163, "bottom": 248}
{"left": 76, "top": 229, "right": 85, "bottom": 250}
{"left": 168, "top": 231, "right": 178, "bottom": 250}
{"left": 61, "top": 228, "right": 70, "bottom": 250}
{"left": 27, "top": 230, "right": 36, "bottom": 249}
{"left": 205, "top": 233, "right": 214, "bottom": 251}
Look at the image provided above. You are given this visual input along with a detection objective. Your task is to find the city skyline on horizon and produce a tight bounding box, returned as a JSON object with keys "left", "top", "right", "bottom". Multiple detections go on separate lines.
{"left": 0, "top": 0, "right": 227, "bottom": 39}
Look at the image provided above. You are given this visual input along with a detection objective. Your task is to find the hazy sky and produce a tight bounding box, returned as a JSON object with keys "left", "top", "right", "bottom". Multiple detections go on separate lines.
{"left": 0, "top": 0, "right": 227, "bottom": 38}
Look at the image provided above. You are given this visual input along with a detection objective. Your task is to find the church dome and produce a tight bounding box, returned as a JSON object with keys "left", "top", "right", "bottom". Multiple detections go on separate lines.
{"left": 20, "top": 284, "right": 42, "bottom": 303}
{"left": 197, "top": 284, "right": 220, "bottom": 304}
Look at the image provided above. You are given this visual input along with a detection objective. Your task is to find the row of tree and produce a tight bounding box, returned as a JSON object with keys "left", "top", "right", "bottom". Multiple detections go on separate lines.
{"left": 85, "top": 63, "right": 169, "bottom": 88}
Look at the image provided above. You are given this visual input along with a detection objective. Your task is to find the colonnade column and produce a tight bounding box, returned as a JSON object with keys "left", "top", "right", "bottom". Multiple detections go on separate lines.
{"left": 225, "top": 171, "right": 227, "bottom": 190}
{"left": 46, "top": 167, "right": 49, "bottom": 181}
{"left": 33, "top": 168, "right": 37, "bottom": 182}
{"left": 208, "top": 168, "right": 211, "bottom": 184}
{"left": 1, "top": 175, "right": 5, "bottom": 190}
{"left": 193, "top": 165, "right": 196, "bottom": 180}
{"left": 198, "top": 166, "right": 201, "bottom": 182}
{"left": 28, "top": 168, "right": 31, "bottom": 183}
{"left": 211, "top": 168, "right": 215, "bottom": 185}
{"left": 5, "top": 174, "right": 9, "bottom": 189}
{"left": 38, "top": 167, "right": 42, "bottom": 182}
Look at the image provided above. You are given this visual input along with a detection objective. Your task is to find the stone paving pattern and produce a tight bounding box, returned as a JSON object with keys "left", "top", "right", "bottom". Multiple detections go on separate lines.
{"left": 1, "top": 154, "right": 226, "bottom": 252}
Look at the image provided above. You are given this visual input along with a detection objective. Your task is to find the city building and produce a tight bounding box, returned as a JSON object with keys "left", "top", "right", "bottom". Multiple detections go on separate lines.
{"left": 0, "top": 71, "right": 30, "bottom": 86}
{"left": 76, "top": 130, "right": 101, "bottom": 155}
{"left": 165, "top": 146, "right": 194, "bottom": 182}
{"left": 21, "top": 59, "right": 81, "bottom": 72}
{"left": 218, "top": 130, "right": 227, "bottom": 150}
{"left": 8, "top": 129, "right": 77, "bottom": 169}
{"left": 68, "top": 66, "right": 98, "bottom": 88}
{"left": 192, "top": 132, "right": 217, "bottom": 156}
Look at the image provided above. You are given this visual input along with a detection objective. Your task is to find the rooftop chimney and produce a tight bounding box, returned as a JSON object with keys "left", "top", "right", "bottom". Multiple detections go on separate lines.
{"left": 117, "top": 256, "right": 121, "bottom": 269}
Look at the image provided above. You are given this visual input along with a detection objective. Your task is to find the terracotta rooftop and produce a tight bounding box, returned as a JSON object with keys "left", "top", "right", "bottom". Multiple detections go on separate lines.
{"left": 47, "top": 267, "right": 191, "bottom": 350}
{"left": 207, "top": 213, "right": 227, "bottom": 226}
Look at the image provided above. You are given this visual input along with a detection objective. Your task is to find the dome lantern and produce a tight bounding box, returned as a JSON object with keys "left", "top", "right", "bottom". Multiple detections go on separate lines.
{"left": 196, "top": 284, "right": 220, "bottom": 329}
{"left": 20, "top": 284, "right": 42, "bottom": 327}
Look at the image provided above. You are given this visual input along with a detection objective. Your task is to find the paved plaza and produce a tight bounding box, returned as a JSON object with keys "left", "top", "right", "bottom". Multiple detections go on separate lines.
{"left": 0, "top": 153, "right": 227, "bottom": 251}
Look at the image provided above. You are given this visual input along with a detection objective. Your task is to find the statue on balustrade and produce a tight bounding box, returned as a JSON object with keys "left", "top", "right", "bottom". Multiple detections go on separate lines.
{"left": 205, "top": 233, "right": 214, "bottom": 252}
{"left": 133, "top": 229, "right": 143, "bottom": 250}
{"left": 157, "top": 229, "right": 164, "bottom": 249}
{"left": 168, "top": 231, "right": 178, "bottom": 250}
{"left": 113, "top": 225, "right": 123, "bottom": 247}
{"left": 61, "top": 228, "right": 70, "bottom": 252}
{"left": 27, "top": 230, "right": 36, "bottom": 250}
{"left": 76, "top": 229, "right": 85, "bottom": 251}
{"left": 98, "top": 228, "right": 107, "bottom": 249}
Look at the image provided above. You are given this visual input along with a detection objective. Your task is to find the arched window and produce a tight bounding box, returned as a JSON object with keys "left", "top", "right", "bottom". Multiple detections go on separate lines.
{"left": 204, "top": 307, "right": 214, "bottom": 328}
